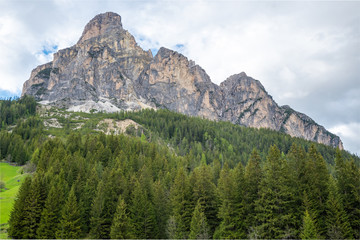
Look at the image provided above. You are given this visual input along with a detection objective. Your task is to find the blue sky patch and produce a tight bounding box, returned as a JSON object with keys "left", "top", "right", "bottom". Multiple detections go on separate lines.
{"left": 151, "top": 48, "right": 159, "bottom": 56}
{"left": 42, "top": 45, "right": 58, "bottom": 55}
{"left": 174, "top": 44, "right": 185, "bottom": 54}
{"left": 0, "top": 89, "right": 20, "bottom": 99}
{"left": 175, "top": 44, "right": 185, "bottom": 49}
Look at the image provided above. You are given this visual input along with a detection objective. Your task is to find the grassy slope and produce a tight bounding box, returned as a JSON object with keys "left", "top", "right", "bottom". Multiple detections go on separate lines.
{"left": 0, "top": 162, "right": 28, "bottom": 239}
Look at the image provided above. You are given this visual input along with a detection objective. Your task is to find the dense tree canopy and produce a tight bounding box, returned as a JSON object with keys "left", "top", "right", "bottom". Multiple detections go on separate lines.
{"left": 2, "top": 98, "right": 360, "bottom": 239}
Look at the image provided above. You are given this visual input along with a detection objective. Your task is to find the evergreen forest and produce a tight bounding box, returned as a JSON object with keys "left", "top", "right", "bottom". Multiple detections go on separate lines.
{"left": 1, "top": 96, "right": 360, "bottom": 239}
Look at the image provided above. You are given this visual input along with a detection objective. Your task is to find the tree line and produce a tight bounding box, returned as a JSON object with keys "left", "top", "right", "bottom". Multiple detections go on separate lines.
{"left": 8, "top": 132, "right": 360, "bottom": 239}
{"left": 0, "top": 96, "right": 43, "bottom": 165}
{"left": 0, "top": 95, "right": 37, "bottom": 129}
{"left": 2, "top": 96, "right": 359, "bottom": 239}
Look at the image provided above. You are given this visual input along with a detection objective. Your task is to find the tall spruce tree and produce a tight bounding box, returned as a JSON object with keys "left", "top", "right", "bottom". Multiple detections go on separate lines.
{"left": 130, "top": 179, "right": 157, "bottom": 238}
{"left": 217, "top": 163, "right": 246, "bottom": 238}
{"left": 304, "top": 145, "right": 330, "bottom": 237}
{"left": 110, "top": 196, "right": 134, "bottom": 239}
{"left": 79, "top": 166, "right": 99, "bottom": 233}
{"left": 287, "top": 143, "right": 308, "bottom": 237}
{"left": 255, "top": 145, "right": 296, "bottom": 239}
{"left": 191, "top": 163, "right": 219, "bottom": 236}
{"left": 325, "top": 176, "right": 353, "bottom": 239}
{"left": 217, "top": 164, "right": 236, "bottom": 238}
{"left": 244, "top": 149, "right": 263, "bottom": 229}
{"left": 335, "top": 150, "right": 360, "bottom": 238}
{"left": 89, "top": 180, "right": 105, "bottom": 238}
{"left": 189, "top": 200, "right": 210, "bottom": 239}
{"left": 170, "top": 167, "right": 193, "bottom": 238}
{"left": 8, "top": 176, "right": 32, "bottom": 239}
{"left": 300, "top": 209, "right": 318, "bottom": 239}
{"left": 56, "top": 185, "right": 82, "bottom": 239}
{"left": 22, "top": 171, "right": 47, "bottom": 239}
{"left": 153, "top": 179, "right": 169, "bottom": 238}
{"left": 36, "top": 180, "right": 65, "bottom": 238}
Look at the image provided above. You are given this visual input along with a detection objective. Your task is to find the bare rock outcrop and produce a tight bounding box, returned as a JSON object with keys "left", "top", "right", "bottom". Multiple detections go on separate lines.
{"left": 22, "top": 12, "right": 343, "bottom": 149}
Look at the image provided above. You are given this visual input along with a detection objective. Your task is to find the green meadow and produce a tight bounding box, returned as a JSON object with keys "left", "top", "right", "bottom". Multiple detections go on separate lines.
{"left": 0, "top": 162, "right": 28, "bottom": 239}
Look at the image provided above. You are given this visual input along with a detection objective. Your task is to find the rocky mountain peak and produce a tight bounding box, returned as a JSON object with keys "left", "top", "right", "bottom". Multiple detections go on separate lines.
{"left": 78, "top": 12, "right": 123, "bottom": 43}
{"left": 155, "top": 47, "right": 190, "bottom": 67}
{"left": 220, "top": 72, "right": 266, "bottom": 95}
{"left": 22, "top": 12, "right": 344, "bottom": 150}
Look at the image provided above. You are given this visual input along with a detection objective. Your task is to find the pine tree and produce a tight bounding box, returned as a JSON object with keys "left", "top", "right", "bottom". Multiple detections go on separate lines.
{"left": 56, "top": 185, "right": 82, "bottom": 239}
{"left": 36, "top": 181, "right": 64, "bottom": 238}
{"left": 304, "top": 145, "right": 330, "bottom": 237}
{"left": 285, "top": 143, "right": 308, "bottom": 238}
{"left": 300, "top": 210, "right": 318, "bottom": 239}
{"left": 170, "top": 167, "right": 193, "bottom": 238}
{"left": 325, "top": 176, "right": 353, "bottom": 239}
{"left": 189, "top": 200, "right": 210, "bottom": 239}
{"left": 79, "top": 166, "right": 99, "bottom": 233}
{"left": 217, "top": 164, "right": 236, "bottom": 238}
{"left": 22, "top": 171, "right": 47, "bottom": 239}
{"left": 130, "top": 179, "right": 157, "bottom": 238}
{"left": 217, "top": 163, "right": 246, "bottom": 238}
{"left": 153, "top": 179, "right": 169, "bottom": 238}
{"left": 8, "top": 176, "right": 32, "bottom": 238}
{"left": 110, "top": 196, "right": 134, "bottom": 239}
{"left": 89, "top": 180, "right": 105, "bottom": 238}
{"left": 255, "top": 145, "right": 296, "bottom": 239}
{"left": 244, "top": 148, "right": 263, "bottom": 229}
{"left": 191, "top": 163, "right": 219, "bottom": 236}
{"left": 89, "top": 167, "right": 123, "bottom": 238}
{"left": 335, "top": 150, "right": 360, "bottom": 238}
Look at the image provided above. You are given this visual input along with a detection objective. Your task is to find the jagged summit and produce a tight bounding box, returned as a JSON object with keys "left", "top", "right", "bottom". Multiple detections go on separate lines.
{"left": 220, "top": 72, "right": 265, "bottom": 92}
{"left": 78, "top": 12, "right": 123, "bottom": 43}
{"left": 21, "top": 13, "right": 343, "bottom": 149}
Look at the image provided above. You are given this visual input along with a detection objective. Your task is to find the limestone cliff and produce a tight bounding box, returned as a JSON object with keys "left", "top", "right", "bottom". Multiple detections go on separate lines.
{"left": 22, "top": 12, "right": 343, "bottom": 149}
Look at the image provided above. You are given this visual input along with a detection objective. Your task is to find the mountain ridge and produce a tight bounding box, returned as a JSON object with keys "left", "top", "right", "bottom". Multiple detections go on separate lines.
{"left": 21, "top": 12, "right": 343, "bottom": 149}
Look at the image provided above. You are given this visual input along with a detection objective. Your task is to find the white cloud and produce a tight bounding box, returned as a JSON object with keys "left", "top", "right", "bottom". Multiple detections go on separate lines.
{"left": 330, "top": 123, "right": 360, "bottom": 157}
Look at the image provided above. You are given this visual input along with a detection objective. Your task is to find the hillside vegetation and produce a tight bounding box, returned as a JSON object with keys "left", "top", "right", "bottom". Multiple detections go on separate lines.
{"left": 1, "top": 96, "right": 359, "bottom": 239}
{"left": 0, "top": 163, "right": 28, "bottom": 238}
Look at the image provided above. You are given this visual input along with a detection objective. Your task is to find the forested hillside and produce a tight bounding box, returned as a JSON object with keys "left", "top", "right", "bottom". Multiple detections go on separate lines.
{"left": 1, "top": 97, "right": 360, "bottom": 239}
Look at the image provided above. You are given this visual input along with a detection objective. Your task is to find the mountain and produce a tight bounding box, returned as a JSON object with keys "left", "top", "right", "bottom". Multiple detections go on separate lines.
{"left": 22, "top": 12, "right": 343, "bottom": 149}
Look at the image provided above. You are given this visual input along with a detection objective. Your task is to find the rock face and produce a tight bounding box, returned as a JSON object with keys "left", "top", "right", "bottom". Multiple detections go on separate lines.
{"left": 22, "top": 12, "right": 343, "bottom": 149}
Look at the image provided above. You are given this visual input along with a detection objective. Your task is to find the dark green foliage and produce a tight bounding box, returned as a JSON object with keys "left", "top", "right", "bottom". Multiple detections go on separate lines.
{"left": 6, "top": 108, "right": 360, "bottom": 239}
{"left": 0, "top": 95, "right": 37, "bottom": 129}
{"left": 56, "top": 185, "right": 82, "bottom": 239}
{"left": 169, "top": 167, "right": 193, "bottom": 238}
{"left": 190, "top": 163, "right": 219, "bottom": 236}
{"left": 0, "top": 96, "right": 43, "bottom": 165}
{"left": 304, "top": 145, "right": 330, "bottom": 237}
{"left": 37, "top": 180, "right": 65, "bottom": 238}
{"left": 8, "top": 176, "right": 32, "bottom": 239}
{"left": 130, "top": 179, "right": 157, "bottom": 238}
{"left": 22, "top": 172, "right": 47, "bottom": 238}
{"left": 111, "top": 109, "right": 359, "bottom": 167}
{"left": 244, "top": 149, "right": 263, "bottom": 229}
{"left": 110, "top": 196, "right": 134, "bottom": 239}
{"left": 217, "top": 163, "right": 246, "bottom": 238}
{"left": 153, "top": 180, "right": 169, "bottom": 239}
{"left": 325, "top": 176, "right": 353, "bottom": 239}
{"left": 255, "top": 145, "right": 297, "bottom": 239}
{"left": 300, "top": 210, "right": 318, "bottom": 239}
{"left": 189, "top": 200, "right": 210, "bottom": 239}
{"left": 335, "top": 149, "right": 360, "bottom": 239}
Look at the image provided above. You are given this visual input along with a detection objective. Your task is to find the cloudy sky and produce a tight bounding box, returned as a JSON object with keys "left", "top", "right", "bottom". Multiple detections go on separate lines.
{"left": 0, "top": 0, "right": 359, "bottom": 155}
